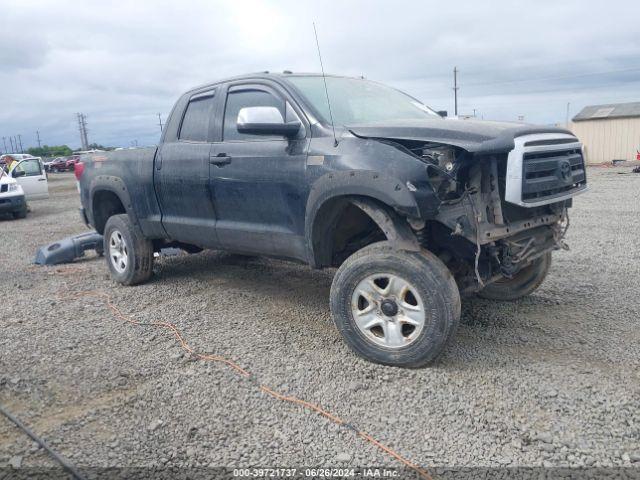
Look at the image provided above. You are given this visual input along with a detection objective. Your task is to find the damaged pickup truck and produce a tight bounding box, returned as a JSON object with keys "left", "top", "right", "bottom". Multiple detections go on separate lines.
{"left": 78, "top": 73, "right": 587, "bottom": 367}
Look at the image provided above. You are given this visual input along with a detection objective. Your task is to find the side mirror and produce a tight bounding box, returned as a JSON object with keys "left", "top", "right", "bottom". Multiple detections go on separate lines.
{"left": 437, "top": 110, "right": 448, "bottom": 118}
{"left": 12, "top": 169, "right": 26, "bottom": 178}
{"left": 237, "top": 106, "right": 300, "bottom": 137}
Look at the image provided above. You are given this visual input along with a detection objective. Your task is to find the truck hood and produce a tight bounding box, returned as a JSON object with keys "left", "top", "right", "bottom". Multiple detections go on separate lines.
{"left": 347, "top": 119, "right": 575, "bottom": 154}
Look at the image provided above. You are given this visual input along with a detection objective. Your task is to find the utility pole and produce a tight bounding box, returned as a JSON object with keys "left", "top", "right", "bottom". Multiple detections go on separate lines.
{"left": 158, "top": 113, "right": 164, "bottom": 132}
{"left": 77, "top": 114, "right": 83, "bottom": 149}
{"left": 77, "top": 113, "right": 89, "bottom": 150}
{"left": 565, "top": 102, "right": 571, "bottom": 127}
{"left": 17, "top": 135, "right": 24, "bottom": 153}
{"left": 82, "top": 114, "right": 89, "bottom": 149}
{"left": 453, "top": 67, "right": 459, "bottom": 117}
{"left": 77, "top": 113, "right": 83, "bottom": 149}
{"left": 36, "top": 130, "right": 42, "bottom": 148}
{"left": 9, "top": 137, "right": 14, "bottom": 152}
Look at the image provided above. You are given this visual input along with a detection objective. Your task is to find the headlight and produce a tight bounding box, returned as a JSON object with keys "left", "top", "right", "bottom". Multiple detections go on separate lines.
{"left": 8, "top": 184, "right": 18, "bottom": 192}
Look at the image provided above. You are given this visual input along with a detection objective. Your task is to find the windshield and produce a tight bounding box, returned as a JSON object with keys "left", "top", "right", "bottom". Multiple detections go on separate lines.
{"left": 287, "top": 76, "right": 440, "bottom": 125}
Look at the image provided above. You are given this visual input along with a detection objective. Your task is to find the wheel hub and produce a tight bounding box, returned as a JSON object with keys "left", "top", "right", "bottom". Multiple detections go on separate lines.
{"left": 350, "top": 273, "right": 426, "bottom": 349}
{"left": 109, "top": 229, "right": 129, "bottom": 273}
{"left": 380, "top": 299, "right": 399, "bottom": 317}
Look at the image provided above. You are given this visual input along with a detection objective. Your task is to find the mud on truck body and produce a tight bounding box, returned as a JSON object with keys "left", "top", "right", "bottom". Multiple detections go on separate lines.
{"left": 78, "top": 73, "right": 587, "bottom": 367}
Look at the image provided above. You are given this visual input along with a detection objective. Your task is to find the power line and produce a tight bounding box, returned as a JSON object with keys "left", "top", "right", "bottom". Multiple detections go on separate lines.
{"left": 461, "top": 65, "right": 640, "bottom": 88}
{"left": 458, "top": 77, "right": 640, "bottom": 105}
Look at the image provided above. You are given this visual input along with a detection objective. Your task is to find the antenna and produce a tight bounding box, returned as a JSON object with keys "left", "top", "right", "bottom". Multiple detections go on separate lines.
{"left": 312, "top": 22, "right": 338, "bottom": 147}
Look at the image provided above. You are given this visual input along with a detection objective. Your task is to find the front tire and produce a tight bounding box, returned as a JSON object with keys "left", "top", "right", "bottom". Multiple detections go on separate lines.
{"left": 478, "top": 252, "right": 551, "bottom": 301}
{"left": 330, "top": 242, "right": 461, "bottom": 368}
{"left": 104, "top": 214, "right": 154, "bottom": 286}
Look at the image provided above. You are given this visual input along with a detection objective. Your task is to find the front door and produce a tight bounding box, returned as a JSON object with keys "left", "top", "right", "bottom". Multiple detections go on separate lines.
{"left": 155, "top": 89, "right": 219, "bottom": 247}
{"left": 14, "top": 158, "right": 49, "bottom": 199}
{"left": 210, "top": 83, "right": 309, "bottom": 260}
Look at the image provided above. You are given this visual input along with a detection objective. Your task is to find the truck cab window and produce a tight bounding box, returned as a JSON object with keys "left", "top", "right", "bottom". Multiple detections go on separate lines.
{"left": 223, "top": 89, "right": 283, "bottom": 141}
{"left": 179, "top": 94, "right": 215, "bottom": 142}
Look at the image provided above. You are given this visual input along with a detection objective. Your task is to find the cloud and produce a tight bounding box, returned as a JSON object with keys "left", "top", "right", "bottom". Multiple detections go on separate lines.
{"left": 0, "top": 30, "right": 49, "bottom": 71}
{"left": 0, "top": 0, "right": 639, "bottom": 150}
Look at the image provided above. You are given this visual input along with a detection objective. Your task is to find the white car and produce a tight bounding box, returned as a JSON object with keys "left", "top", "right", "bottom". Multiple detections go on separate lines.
{"left": 11, "top": 157, "right": 49, "bottom": 200}
{"left": 1, "top": 157, "right": 49, "bottom": 214}
{"left": 0, "top": 172, "right": 27, "bottom": 218}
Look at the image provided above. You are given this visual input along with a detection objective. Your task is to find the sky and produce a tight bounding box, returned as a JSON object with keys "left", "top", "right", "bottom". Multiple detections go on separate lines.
{"left": 1, "top": 0, "right": 639, "bottom": 150}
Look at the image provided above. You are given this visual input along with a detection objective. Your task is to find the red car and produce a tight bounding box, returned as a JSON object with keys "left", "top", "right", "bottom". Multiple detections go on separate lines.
{"left": 65, "top": 155, "right": 81, "bottom": 171}
{"left": 46, "top": 157, "right": 68, "bottom": 172}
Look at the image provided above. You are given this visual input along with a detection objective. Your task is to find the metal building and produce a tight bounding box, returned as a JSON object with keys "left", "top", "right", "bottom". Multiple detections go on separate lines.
{"left": 570, "top": 102, "right": 640, "bottom": 164}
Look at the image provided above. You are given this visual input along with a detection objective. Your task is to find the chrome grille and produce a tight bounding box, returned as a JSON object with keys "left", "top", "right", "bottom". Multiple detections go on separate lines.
{"left": 521, "top": 148, "right": 586, "bottom": 202}
{"left": 505, "top": 133, "right": 588, "bottom": 207}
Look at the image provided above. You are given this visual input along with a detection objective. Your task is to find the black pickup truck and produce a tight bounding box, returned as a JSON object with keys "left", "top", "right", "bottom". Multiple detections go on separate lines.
{"left": 78, "top": 72, "right": 587, "bottom": 367}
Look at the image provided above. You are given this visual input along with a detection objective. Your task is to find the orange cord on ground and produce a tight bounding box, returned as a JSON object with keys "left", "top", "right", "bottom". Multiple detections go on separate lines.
{"left": 57, "top": 288, "right": 432, "bottom": 480}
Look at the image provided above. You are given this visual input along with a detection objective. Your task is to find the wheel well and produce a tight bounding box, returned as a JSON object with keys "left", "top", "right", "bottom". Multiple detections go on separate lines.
{"left": 312, "top": 196, "right": 413, "bottom": 268}
{"left": 92, "top": 190, "right": 126, "bottom": 234}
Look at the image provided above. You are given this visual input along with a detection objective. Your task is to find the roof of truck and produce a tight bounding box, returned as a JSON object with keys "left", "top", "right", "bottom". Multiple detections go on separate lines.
{"left": 185, "top": 72, "right": 359, "bottom": 94}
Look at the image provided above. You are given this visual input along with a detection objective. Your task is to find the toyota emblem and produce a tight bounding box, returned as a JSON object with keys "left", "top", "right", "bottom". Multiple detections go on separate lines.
{"left": 559, "top": 160, "right": 571, "bottom": 181}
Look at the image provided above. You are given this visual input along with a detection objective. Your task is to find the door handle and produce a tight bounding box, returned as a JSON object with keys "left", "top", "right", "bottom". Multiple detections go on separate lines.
{"left": 38, "top": 178, "right": 46, "bottom": 181}
{"left": 210, "top": 154, "right": 232, "bottom": 166}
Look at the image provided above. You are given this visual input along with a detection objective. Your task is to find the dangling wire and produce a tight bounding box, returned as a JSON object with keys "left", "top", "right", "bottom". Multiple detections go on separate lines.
{"left": 466, "top": 194, "right": 485, "bottom": 288}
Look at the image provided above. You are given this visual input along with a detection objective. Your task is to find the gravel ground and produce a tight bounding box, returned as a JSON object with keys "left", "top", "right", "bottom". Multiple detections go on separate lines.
{"left": 1, "top": 169, "right": 639, "bottom": 475}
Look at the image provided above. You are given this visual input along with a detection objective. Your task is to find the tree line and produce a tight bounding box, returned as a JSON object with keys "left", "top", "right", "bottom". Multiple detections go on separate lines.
{"left": 26, "top": 143, "right": 114, "bottom": 157}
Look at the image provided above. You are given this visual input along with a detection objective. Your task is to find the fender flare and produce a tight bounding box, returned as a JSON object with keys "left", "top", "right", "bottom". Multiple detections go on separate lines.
{"left": 305, "top": 171, "right": 421, "bottom": 267}
{"left": 88, "top": 175, "right": 139, "bottom": 229}
{"left": 349, "top": 198, "right": 420, "bottom": 251}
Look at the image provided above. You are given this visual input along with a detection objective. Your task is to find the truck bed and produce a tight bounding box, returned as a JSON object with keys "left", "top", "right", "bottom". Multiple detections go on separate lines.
{"left": 79, "top": 147, "right": 164, "bottom": 238}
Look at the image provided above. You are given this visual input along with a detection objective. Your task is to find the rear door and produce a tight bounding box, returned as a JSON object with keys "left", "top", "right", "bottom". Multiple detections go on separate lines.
{"left": 14, "top": 158, "right": 49, "bottom": 199}
{"left": 154, "top": 89, "right": 220, "bottom": 246}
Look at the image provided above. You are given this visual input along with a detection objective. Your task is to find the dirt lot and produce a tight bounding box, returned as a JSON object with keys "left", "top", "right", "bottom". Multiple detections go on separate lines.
{"left": 1, "top": 169, "right": 639, "bottom": 473}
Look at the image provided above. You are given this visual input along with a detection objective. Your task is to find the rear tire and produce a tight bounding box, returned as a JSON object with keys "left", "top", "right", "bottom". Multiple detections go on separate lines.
{"left": 330, "top": 241, "right": 461, "bottom": 368}
{"left": 478, "top": 252, "right": 551, "bottom": 301}
{"left": 104, "top": 214, "right": 154, "bottom": 285}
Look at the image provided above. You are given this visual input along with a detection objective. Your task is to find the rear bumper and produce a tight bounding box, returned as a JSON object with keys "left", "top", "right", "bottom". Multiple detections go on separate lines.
{"left": 0, "top": 194, "right": 26, "bottom": 213}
